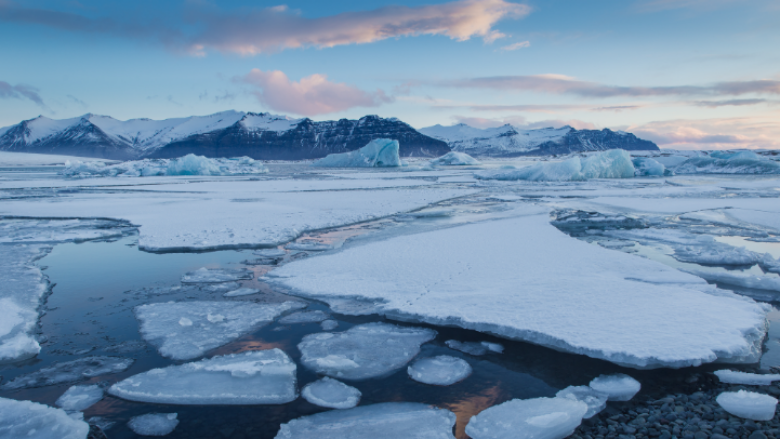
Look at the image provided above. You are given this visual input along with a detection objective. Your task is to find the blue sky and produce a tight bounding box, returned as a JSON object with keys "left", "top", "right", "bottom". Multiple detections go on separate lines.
{"left": 1, "top": 0, "right": 778, "bottom": 149}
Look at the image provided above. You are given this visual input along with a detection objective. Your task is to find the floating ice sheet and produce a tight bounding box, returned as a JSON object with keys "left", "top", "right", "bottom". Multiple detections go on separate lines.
{"left": 109, "top": 349, "right": 297, "bottom": 405}
{"left": 181, "top": 268, "right": 253, "bottom": 283}
{"left": 715, "top": 370, "right": 780, "bottom": 385}
{"left": 556, "top": 386, "right": 608, "bottom": 419}
{"left": 2, "top": 356, "right": 133, "bottom": 390}
{"left": 673, "top": 243, "right": 760, "bottom": 266}
{"left": 407, "top": 355, "right": 472, "bottom": 386}
{"left": 279, "top": 310, "right": 330, "bottom": 324}
{"left": 301, "top": 377, "right": 361, "bottom": 409}
{"left": 55, "top": 385, "right": 105, "bottom": 412}
{"left": 465, "top": 397, "right": 588, "bottom": 439}
{"left": 716, "top": 390, "right": 778, "bottom": 421}
{"left": 0, "top": 397, "right": 90, "bottom": 439}
{"left": 428, "top": 152, "right": 480, "bottom": 166}
{"left": 675, "top": 155, "right": 780, "bottom": 175}
{"left": 62, "top": 154, "right": 268, "bottom": 177}
{"left": 311, "top": 139, "right": 401, "bottom": 168}
{"left": 760, "top": 254, "right": 780, "bottom": 274}
{"left": 589, "top": 374, "right": 641, "bottom": 401}
{"left": 127, "top": 413, "right": 179, "bottom": 436}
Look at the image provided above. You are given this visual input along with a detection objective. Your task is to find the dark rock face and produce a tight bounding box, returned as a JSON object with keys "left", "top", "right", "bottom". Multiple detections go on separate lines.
{"left": 520, "top": 128, "right": 659, "bottom": 156}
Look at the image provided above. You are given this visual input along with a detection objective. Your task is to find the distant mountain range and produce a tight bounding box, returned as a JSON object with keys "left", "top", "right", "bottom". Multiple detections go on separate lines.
{"left": 0, "top": 112, "right": 658, "bottom": 160}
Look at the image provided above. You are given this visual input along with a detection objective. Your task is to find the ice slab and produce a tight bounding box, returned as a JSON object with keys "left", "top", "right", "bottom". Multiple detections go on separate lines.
{"left": 127, "top": 413, "right": 179, "bottom": 436}
{"left": 223, "top": 288, "right": 261, "bottom": 297}
{"left": 632, "top": 157, "right": 666, "bottom": 177}
{"left": 715, "top": 370, "right": 780, "bottom": 385}
{"left": 109, "top": 349, "right": 297, "bottom": 405}
{"left": 301, "top": 377, "right": 361, "bottom": 409}
{"left": 445, "top": 340, "right": 488, "bottom": 356}
{"left": 465, "top": 397, "right": 588, "bottom": 439}
{"left": 716, "top": 390, "right": 778, "bottom": 421}
{"left": 475, "top": 149, "right": 635, "bottom": 181}
{"left": 297, "top": 322, "right": 436, "bottom": 380}
{"left": 589, "top": 374, "right": 641, "bottom": 401}
{"left": 181, "top": 268, "right": 253, "bottom": 283}
{"left": 407, "top": 355, "right": 472, "bottom": 385}
{"left": 685, "top": 269, "right": 780, "bottom": 293}
{"left": 673, "top": 243, "right": 760, "bottom": 266}
{"left": 278, "top": 310, "right": 330, "bottom": 324}
{"left": 320, "top": 320, "right": 339, "bottom": 331}
{"left": 556, "top": 385, "right": 608, "bottom": 419}
{"left": 2, "top": 356, "right": 134, "bottom": 390}
{"left": 275, "top": 402, "right": 456, "bottom": 439}
{"left": 311, "top": 139, "right": 401, "bottom": 168}
{"left": 429, "top": 152, "right": 480, "bottom": 166}
{"left": 62, "top": 154, "right": 268, "bottom": 177}
{"left": 55, "top": 384, "right": 104, "bottom": 412}
{"left": 270, "top": 209, "right": 768, "bottom": 369}
{"left": 0, "top": 397, "right": 90, "bottom": 439}
{"left": 135, "top": 301, "right": 305, "bottom": 360}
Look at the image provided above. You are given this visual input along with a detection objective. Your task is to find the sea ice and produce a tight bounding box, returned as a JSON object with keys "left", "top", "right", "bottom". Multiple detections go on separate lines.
{"left": 445, "top": 340, "right": 488, "bottom": 356}
{"left": 61, "top": 154, "right": 268, "bottom": 177}
{"left": 714, "top": 370, "right": 780, "bottom": 385}
{"left": 475, "top": 149, "right": 635, "bottom": 181}
{"left": 297, "top": 322, "right": 436, "bottom": 380}
{"left": 278, "top": 310, "right": 330, "bottom": 324}
{"left": 672, "top": 243, "right": 760, "bottom": 266}
{"left": 0, "top": 397, "right": 90, "bottom": 439}
{"left": 320, "top": 320, "right": 339, "bottom": 331}
{"left": 685, "top": 269, "right": 780, "bottom": 293}
{"left": 109, "top": 349, "right": 297, "bottom": 405}
{"left": 301, "top": 377, "right": 361, "bottom": 409}
{"left": 55, "top": 384, "right": 104, "bottom": 412}
{"left": 181, "top": 267, "right": 253, "bottom": 283}
{"left": 716, "top": 390, "right": 778, "bottom": 421}
{"left": 127, "top": 413, "right": 179, "bottom": 436}
{"left": 285, "top": 242, "right": 334, "bottom": 251}
{"left": 134, "top": 301, "right": 305, "bottom": 360}
{"left": 311, "top": 139, "right": 401, "bottom": 168}
{"left": 428, "top": 152, "right": 480, "bottom": 166}
{"left": 223, "top": 288, "right": 260, "bottom": 297}
{"left": 254, "top": 248, "right": 286, "bottom": 257}
{"left": 274, "top": 402, "right": 456, "bottom": 439}
{"left": 675, "top": 155, "right": 780, "bottom": 175}
{"left": 589, "top": 374, "right": 641, "bottom": 401}
{"left": 632, "top": 157, "right": 666, "bottom": 177}
{"left": 407, "top": 355, "right": 472, "bottom": 385}
{"left": 2, "top": 357, "right": 134, "bottom": 389}
{"left": 465, "top": 397, "right": 588, "bottom": 439}
{"left": 556, "top": 386, "right": 609, "bottom": 419}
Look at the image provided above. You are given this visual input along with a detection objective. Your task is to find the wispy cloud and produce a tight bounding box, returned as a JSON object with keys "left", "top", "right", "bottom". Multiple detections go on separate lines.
{"left": 691, "top": 98, "right": 769, "bottom": 108}
{"left": 0, "top": 80, "right": 45, "bottom": 107}
{"left": 498, "top": 40, "right": 530, "bottom": 51}
{"left": 66, "top": 94, "right": 87, "bottom": 108}
{"left": 627, "top": 115, "right": 780, "bottom": 149}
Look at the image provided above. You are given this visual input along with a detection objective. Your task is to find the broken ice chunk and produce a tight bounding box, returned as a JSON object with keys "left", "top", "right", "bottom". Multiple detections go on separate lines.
{"left": 181, "top": 267, "right": 253, "bottom": 283}
{"left": 589, "top": 374, "right": 641, "bottom": 401}
{"left": 715, "top": 370, "right": 780, "bottom": 385}
{"left": 286, "top": 242, "right": 334, "bottom": 251}
{"left": 717, "top": 390, "right": 778, "bottom": 421}
{"left": 311, "top": 139, "right": 402, "bottom": 168}
{"left": 109, "top": 349, "right": 297, "bottom": 405}
{"left": 87, "top": 416, "right": 115, "bottom": 431}
{"left": 465, "top": 397, "right": 588, "bottom": 439}
{"left": 445, "top": 340, "right": 488, "bottom": 356}
{"left": 320, "top": 320, "right": 339, "bottom": 331}
{"left": 223, "top": 288, "right": 260, "bottom": 297}
{"left": 127, "top": 413, "right": 179, "bottom": 436}
{"left": 407, "top": 355, "right": 472, "bottom": 386}
{"left": 298, "top": 322, "right": 436, "bottom": 380}
{"left": 0, "top": 397, "right": 90, "bottom": 439}
{"left": 475, "top": 149, "right": 635, "bottom": 182}
{"left": 428, "top": 152, "right": 480, "bottom": 166}
{"left": 672, "top": 244, "right": 760, "bottom": 266}
{"left": 685, "top": 269, "right": 780, "bottom": 293}
{"left": 481, "top": 341, "right": 504, "bottom": 353}
{"left": 632, "top": 157, "right": 666, "bottom": 177}
{"left": 135, "top": 301, "right": 305, "bottom": 360}
{"left": 275, "top": 402, "right": 456, "bottom": 438}
{"left": 1, "top": 356, "right": 134, "bottom": 390}
{"left": 279, "top": 310, "right": 330, "bottom": 324}
{"left": 55, "top": 384, "right": 104, "bottom": 412}
{"left": 556, "top": 386, "right": 608, "bottom": 419}
{"left": 301, "top": 377, "right": 361, "bottom": 409}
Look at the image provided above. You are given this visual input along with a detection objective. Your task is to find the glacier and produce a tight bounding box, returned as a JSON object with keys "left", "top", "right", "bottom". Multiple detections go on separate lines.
{"left": 301, "top": 377, "right": 361, "bottom": 409}
{"left": 0, "top": 397, "right": 90, "bottom": 439}
{"left": 61, "top": 154, "right": 268, "bottom": 177}
{"left": 716, "top": 390, "right": 778, "bottom": 421}
{"left": 465, "top": 397, "right": 588, "bottom": 439}
{"left": 407, "top": 355, "right": 472, "bottom": 386}
{"left": 311, "top": 139, "right": 401, "bottom": 168}
{"left": 475, "top": 149, "right": 635, "bottom": 181}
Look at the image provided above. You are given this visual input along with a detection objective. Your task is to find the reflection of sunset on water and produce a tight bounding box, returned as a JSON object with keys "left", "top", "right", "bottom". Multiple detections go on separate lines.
{"left": 442, "top": 384, "right": 507, "bottom": 439}
{"left": 211, "top": 338, "right": 288, "bottom": 356}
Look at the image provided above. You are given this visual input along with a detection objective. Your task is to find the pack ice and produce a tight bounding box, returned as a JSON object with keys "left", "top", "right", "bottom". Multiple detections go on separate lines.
{"left": 311, "top": 139, "right": 401, "bottom": 168}
{"left": 301, "top": 377, "right": 361, "bottom": 409}
{"left": 407, "top": 355, "right": 472, "bottom": 385}
{"left": 297, "top": 322, "right": 436, "bottom": 380}
{"left": 474, "top": 149, "right": 635, "bottom": 181}
{"left": 181, "top": 267, "right": 253, "bottom": 283}
{"left": 274, "top": 402, "right": 457, "bottom": 439}
{"left": 55, "top": 384, "right": 104, "bottom": 411}
{"left": 716, "top": 390, "right": 778, "bottom": 421}
{"left": 109, "top": 349, "right": 297, "bottom": 405}
{"left": 556, "top": 386, "right": 609, "bottom": 419}
{"left": 61, "top": 154, "right": 268, "bottom": 177}
{"left": 269, "top": 208, "right": 768, "bottom": 369}
{"left": 134, "top": 301, "right": 305, "bottom": 360}
{"left": 589, "top": 374, "right": 641, "bottom": 401}
{"left": 428, "top": 152, "right": 480, "bottom": 166}
{"left": 0, "top": 397, "right": 90, "bottom": 439}
{"left": 127, "top": 413, "right": 179, "bottom": 436}
{"left": 2, "top": 356, "right": 133, "bottom": 389}
{"left": 465, "top": 397, "right": 588, "bottom": 439}
{"left": 715, "top": 370, "right": 780, "bottom": 385}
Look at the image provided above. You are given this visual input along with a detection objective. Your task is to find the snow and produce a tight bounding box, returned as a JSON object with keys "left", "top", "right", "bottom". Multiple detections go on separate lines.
{"left": 223, "top": 287, "right": 260, "bottom": 297}
{"left": 0, "top": 397, "right": 90, "bottom": 439}
{"left": 475, "top": 149, "right": 635, "bottom": 181}
{"left": 109, "top": 349, "right": 297, "bottom": 405}
{"left": 428, "top": 152, "right": 480, "bottom": 166}
{"left": 312, "top": 139, "right": 401, "bottom": 168}
{"left": 297, "top": 322, "right": 436, "bottom": 380}
{"left": 181, "top": 268, "right": 253, "bottom": 283}
{"left": 445, "top": 340, "right": 488, "bottom": 356}
{"left": 61, "top": 154, "right": 268, "bottom": 177}
{"left": 55, "top": 385, "right": 104, "bottom": 412}
{"left": 269, "top": 208, "right": 768, "bottom": 369}
{"left": 278, "top": 310, "right": 330, "bottom": 324}
{"left": 1, "top": 356, "right": 134, "bottom": 390}
{"left": 556, "top": 386, "right": 608, "bottom": 419}
{"left": 134, "top": 301, "right": 305, "bottom": 360}
{"left": 632, "top": 157, "right": 666, "bottom": 176}
{"left": 716, "top": 390, "right": 778, "bottom": 421}
{"left": 685, "top": 269, "right": 780, "bottom": 292}
{"left": 465, "top": 397, "right": 588, "bottom": 439}
{"left": 301, "top": 377, "right": 361, "bottom": 409}
{"left": 239, "top": 112, "right": 301, "bottom": 132}
{"left": 589, "top": 374, "right": 641, "bottom": 401}
{"left": 127, "top": 413, "right": 179, "bottom": 436}
{"left": 407, "top": 355, "right": 472, "bottom": 385}
{"left": 275, "top": 402, "right": 456, "bottom": 439}
{"left": 715, "top": 370, "right": 780, "bottom": 385}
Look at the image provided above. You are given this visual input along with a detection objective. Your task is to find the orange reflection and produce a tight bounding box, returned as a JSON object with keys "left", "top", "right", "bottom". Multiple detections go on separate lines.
{"left": 211, "top": 339, "right": 288, "bottom": 356}
{"left": 442, "top": 384, "right": 504, "bottom": 439}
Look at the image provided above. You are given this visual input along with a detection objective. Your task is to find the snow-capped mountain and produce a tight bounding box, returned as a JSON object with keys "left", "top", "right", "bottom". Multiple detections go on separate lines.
{"left": 419, "top": 123, "right": 658, "bottom": 157}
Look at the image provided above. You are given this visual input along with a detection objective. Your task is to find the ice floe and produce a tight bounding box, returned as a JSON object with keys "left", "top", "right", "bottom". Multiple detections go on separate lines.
{"left": 301, "top": 377, "right": 361, "bottom": 409}
{"left": 672, "top": 243, "right": 760, "bottom": 265}
{"left": 2, "top": 356, "right": 133, "bottom": 389}
{"left": 61, "top": 154, "right": 268, "bottom": 178}
{"left": 275, "top": 402, "right": 456, "bottom": 438}
{"left": 223, "top": 287, "right": 260, "bottom": 297}
{"left": 714, "top": 370, "right": 780, "bottom": 385}
{"left": 407, "top": 355, "right": 472, "bottom": 385}
{"left": 134, "top": 301, "right": 305, "bottom": 360}
{"left": 297, "top": 322, "right": 436, "bottom": 380}
{"left": 278, "top": 310, "right": 330, "bottom": 324}
{"left": 0, "top": 397, "right": 90, "bottom": 439}
{"left": 716, "top": 390, "right": 778, "bottom": 421}
{"left": 556, "top": 385, "right": 608, "bottom": 419}
{"left": 320, "top": 320, "right": 339, "bottom": 331}
{"left": 127, "top": 413, "right": 179, "bottom": 436}
{"left": 254, "top": 248, "right": 286, "bottom": 257}
{"left": 475, "top": 149, "right": 635, "bottom": 181}
{"left": 589, "top": 374, "right": 641, "bottom": 401}
{"left": 109, "top": 349, "right": 297, "bottom": 405}
{"left": 55, "top": 384, "right": 104, "bottom": 412}
{"left": 428, "top": 152, "right": 480, "bottom": 166}
{"left": 311, "top": 139, "right": 401, "bottom": 168}
{"left": 181, "top": 267, "right": 253, "bottom": 283}
{"left": 465, "top": 397, "right": 588, "bottom": 439}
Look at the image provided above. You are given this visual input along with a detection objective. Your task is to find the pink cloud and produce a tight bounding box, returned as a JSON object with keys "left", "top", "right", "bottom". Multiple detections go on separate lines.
{"left": 498, "top": 40, "right": 530, "bottom": 51}
{"left": 627, "top": 116, "right": 780, "bottom": 150}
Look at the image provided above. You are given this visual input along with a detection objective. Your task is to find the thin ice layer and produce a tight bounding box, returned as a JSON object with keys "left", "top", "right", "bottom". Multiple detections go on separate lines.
{"left": 269, "top": 209, "right": 768, "bottom": 369}
{"left": 715, "top": 370, "right": 780, "bottom": 385}
{"left": 61, "top": 154, "right": 268, "bottom": 177}
{"left": 556, "top": 386, "right": 608, "bottom": 419}
{"left": 465, "top": 397, "right": 588, "bottom": 439}
{"left": 407, "top": 355, "right": 472, "bottom": 385}
{"left": 109, "top": 349, "right": 297, "bottom": 405}
{"left": 716, "top": 390, "right": 778, "bottom": 421}
{"left": 0, "top": 397, "right": 90, "bottom": 439}
{"left": 278, "top": 310, "right": 330, "bottom": 324}
{"left": 311, "top": 139, "right": 401, "bottom": 168}
{"left": 275, "top": 402, "right": 456, "bottom": 439}
{"left": 55, "top": 385, "right": 105, "bottom": 412}
{"left": 589, "top": 374, "right": 641, "bottom": 401}
{"left": 181, "top": 268, "right": 253, "bottom": 283}
{"left": 2, "top": 357, "right": 134, "bottom": 390}
{"left": 134, "top": 301, "right": 305, "bottom": 360}
{"left": 127, "top": 413, "right": 179, "bottom": 436}
{"left": 301, "top": 377, "right": 361, "bottom": 409}
{"left": 297, "top": 322, "right": 436, "bottom": 380}
{"left": 224, "top": 288, "right": 261, "bottom": 297}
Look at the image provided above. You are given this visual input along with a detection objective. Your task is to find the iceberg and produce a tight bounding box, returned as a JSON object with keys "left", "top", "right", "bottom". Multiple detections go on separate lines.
{"left": 301, "top": 377, "right": 361, "bottom": 409}
{"left": 465, "top": 397, "right": 588, "bottom": 439}
{"left": 428, "top": 152, "right": 480, "bottom": 166}
{"left": 632, "top": 157, "right": 666, "bottom": 177}
{"left": 2, "top": 356, "right": 133, "bottom": 390}
{"left": 716, "top": 390, "right": 778, "bottom": 421}
{"left": 475, "top": 149, "right": 635, "bottom": 181}
{"left": 675, "top": 153, "right": 780, "bottom": 175}
{"left": 714, "top": 370, "right": 780, "bottom": 385}
{"left": 127, "top": 413, "right": 179, "bottom": 436}
{"left": 407, "top": 355, "right": 472, "bottom": 385}
{"left": 274, "top": 402, "right": 456, "bottom": 439}
{"left": 0, "top": 397, "right": 90, "bottom": 439}
{"left": 181, "top": 267, "right": 253, "bottom": 283}
{"left": 556, "top": 386, "right": 608, "bottom": 419}
{"left": 61, "top": 154, "right": 268, "bottom": 178}
{"left": 278, "top": 310, "right": 330, "bottom": 324}
{"left": 109, "top": 349, "right": 297, "bottom": 405}
{"left": 297, "top": 322, "right": 436, "bottom": 380}
{"left": 589, "top": 374, "right": 641, "bottom": 401}
{"left": 311, "top": 139, "right": 401, "bottom": 168}
{"left": 55, "top": 384, "right": 104, "bottom": 412}
{"left": 134, "top": 301, "right": 305, "bottom": 360}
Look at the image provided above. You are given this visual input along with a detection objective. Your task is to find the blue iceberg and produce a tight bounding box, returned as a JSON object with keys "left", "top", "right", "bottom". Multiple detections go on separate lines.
{"left": 475, "top": 149, "right": 635, "bottom": 182}
{"left": 632, "top": 157, "right": 667, "bottom": 177}
{"left": 311, "top": 139, "right": 401, "bottom": 168}
{"left": 675, "top": 151, "right": 780, "bottom": 174}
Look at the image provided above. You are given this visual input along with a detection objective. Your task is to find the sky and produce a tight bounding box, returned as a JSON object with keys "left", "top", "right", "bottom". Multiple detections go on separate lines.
{"left": 0, "top": 0, "right": 778, "bottom": 149}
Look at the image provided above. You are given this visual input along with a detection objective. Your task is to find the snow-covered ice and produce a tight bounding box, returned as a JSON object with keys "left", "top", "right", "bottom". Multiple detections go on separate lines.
{"left": 301, "top": 377, "right": 361, "bottom": 409}
{"left": 127, "top": 413, "right": 179, "bottom": 436}
{"left": 55, "top": 384, "right": 104, "bottom": 412}
{"left": 274, "top": 402, "right": 456, "bottom": 439}
{"left": 445, "top": 340, "right": 488, "bottom": 356}
{"left": 181, "top": 267, "right": 253, "bottom": 283}
{"left": 465, "top": 397, "right": 588, "bottom": 439}
{"left": 589, "top": 374, "right": 641, "bottom": 401}
{"left": 61, "top": 154, "right": 268, "bottom": 177}
{"left": 716, "top": 390, "right": 778, "bottom": 421}
{"left": 278, "top": 310, "right": 330, "bottom": 324}
{"left": 297, "top": 322, "right": 436, "bottom": 380}
{"left": 714, "top": 370, "right": 780, "bottom": 385}
{"left": 134, "top": 301, "right": 305, "bottom": 360}
{"left": 475, "top": 149, "right": 635, "bottom": 181}
{"left": 223, "top": 287, "right": 261, "bottom": 297}
{"left": 556, "top": 386, "right": 609, "bottom": 419}
{"left": 2, "top": 356, "right": 134, "bottom": 389}
{"left": 428, "top": 152, "right": 480, "bottom": 166}
{"left": 0, "top": 397, "right": 90, "bottom": 439}
{"left": 407, "top": 355, "right": 472, "bottom": 385}
{"left": 311, "top": 139, "right": 401, "bottom": 168}
{"left": 109, "top": 349, "right": 297, "bottom": 405}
